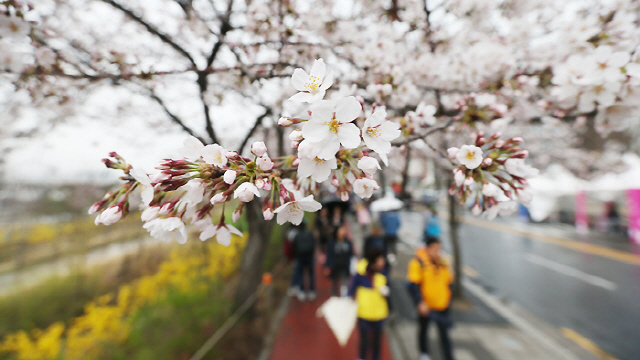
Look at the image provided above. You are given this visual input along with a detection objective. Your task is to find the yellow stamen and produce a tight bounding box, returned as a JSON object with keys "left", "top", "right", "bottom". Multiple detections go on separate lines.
{"left": 304, "top": 76, "right": 321, "bottom": 95}
{"left": 366, "top": 127, "right": 382, "bottom": 138}
{"left": 326, "top": 116, "right": 342, "bottom": 134}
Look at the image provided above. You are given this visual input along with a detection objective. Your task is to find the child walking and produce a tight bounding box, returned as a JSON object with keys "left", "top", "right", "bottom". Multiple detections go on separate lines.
{"left": 348, "top": 248, "right": 390, "bottom": 360}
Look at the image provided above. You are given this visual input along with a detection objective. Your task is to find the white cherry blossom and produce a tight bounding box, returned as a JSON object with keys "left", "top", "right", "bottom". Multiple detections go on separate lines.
{"left": 234, "top": 182, "right": 261, "bottom": 202}
{"left": 273, "top": 195, "right": 322, "bottom": 225}
{"left": 257, "top": 156, "right": 274, "bottom": 171}
{"left": 251, "top": 141, "right": 268, "bottom": 156}
{"left": 297, "top": 157, "right": 337, "bottom": 182}
{"left": 357, "top": 156, "right": 381, "bottom": 176}
{"left": 289, "top": 58, "right": 334, "bottom": 103}
{"left": 302, "top": 96, "right": 362, "bottom": 160}
{"left": 210, "top": 193, "right": 227, "bottom": 204}
{"left": 456, "top": 145, "right": 484, "bottom": 169}
{"left": 130, "top": 167, "right": 154, "bottom": 205}
{"left": 200, "top": 223, "right": 243, "bottom": 246}
{"left": 180, "top": 178, "right": 205, "bottom": 206}
{"left": 505, "top": 159, "right": 539, "bottom": 178}
{"left": 481, "top": 182, "right": 501, "bottom": 198}
{"left": 224, "top": 170, "right": 237, "bottom": 184}
{"left": 143, "top": 217, "right": 188, "bottom": 244}
{"left": 141, "top": 206, "right": 160, "bottom": 222}
{"left": 353, "top": 178, "right": 379, "bottom": 199}
{"left": 362, "top": 107, "right": 401, "bottom": 164}
{"left": 94, "top": 206, "right": 122, "bottom": 226}
{"left": 202, "top": 144, "right": 227, "bottom": 167}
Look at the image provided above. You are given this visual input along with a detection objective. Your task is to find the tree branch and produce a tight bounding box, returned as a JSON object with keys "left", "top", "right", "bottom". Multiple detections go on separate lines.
{"left": 148, "top": 91, "right": 206, "bottom": 144}
{"left": 239, "top": 107, "right": 272, "bottom": 153}
{"left": 100, "top": 0, "right": 197, "bottom": 67}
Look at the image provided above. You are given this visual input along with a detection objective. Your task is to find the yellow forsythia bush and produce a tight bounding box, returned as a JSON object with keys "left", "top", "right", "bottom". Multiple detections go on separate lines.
{"left": 0, "top": 234, "right": 245, "bottom": 360}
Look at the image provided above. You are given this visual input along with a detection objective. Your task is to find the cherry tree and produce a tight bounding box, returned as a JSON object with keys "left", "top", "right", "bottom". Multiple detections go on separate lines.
{"left": 3, "top": 0, "right": 640, "bottom": 303}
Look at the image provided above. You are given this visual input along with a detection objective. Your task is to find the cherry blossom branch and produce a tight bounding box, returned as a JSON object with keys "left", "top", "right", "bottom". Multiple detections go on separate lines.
{"left": 100, "top": 0, "right": 197, "bottom": 67}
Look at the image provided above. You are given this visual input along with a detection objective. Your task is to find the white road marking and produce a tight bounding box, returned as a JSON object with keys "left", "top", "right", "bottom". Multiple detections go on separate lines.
{"left": 525, "top": 254, "right": 617, "bottom": 291}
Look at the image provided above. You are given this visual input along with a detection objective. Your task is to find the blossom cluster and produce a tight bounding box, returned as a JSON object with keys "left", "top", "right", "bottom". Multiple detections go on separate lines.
{"left": 448, "top": 132, "right": 538, "bottom": 219}
{"left": 89, "top": 59, "right": 402, "bottom": 246}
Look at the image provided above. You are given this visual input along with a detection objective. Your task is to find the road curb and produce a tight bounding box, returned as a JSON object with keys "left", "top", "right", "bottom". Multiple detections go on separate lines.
{"left": 462, "top": 279, "right": 599, "bottom": 360}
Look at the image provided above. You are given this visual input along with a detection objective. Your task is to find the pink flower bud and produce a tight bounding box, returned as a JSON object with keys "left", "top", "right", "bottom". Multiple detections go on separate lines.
{"left": 88, "top": 201, "right": 103, "bottom": 214}
{"left": 288, "top": 129, "right": 303, "bottom": 141}
{"left": 223, "top": 170, "right": 237, "bottom": 184}
{"left": 263, "top": 179, "right": 272, "bottom": 191}
{"left": 482, "top": 158, "right": 493, "bottom": 166}
{"left": 251, "top": 141, "right": 268, "bottom": 157}
{"left": 291, "top": 141, "right": 300, "bottom": 149}
{"left": 472, "top": 203, "right": 482, "bottom": 216}
{"left": 233, "top": 209, "right": 242, "bottom": 222}
{"left": 256, "top": 178, "right": 265, "bottom": 189}
{"left": 332, "top": 178, "right": 340, "bottom": 187}
{"left": 263, "top": 208, "right": 274, "bottom": 220}
{"left": 278, "top": 117, "right": 293, "bottom": 126}
{"left": 464, "top": 177, "right": 475, "bottom": 186}
{"left": 257, "top": 156, "right": 274, "bottom": 171}
{"left": 211, "top": 193, "right": 227, "bottom": 205}
{"left": 511, "top": 137, "right": 523, "bottom": 144}
{"left": 292, "top": 158, "right": 301, "bottom": 166}
{"left": 226, "top": 151, "right": 238, "bottom": 158}
{"left": 454, "top": 169, "right": 465, "bottom": 186}
{"left": 340, "top": 192, "right": 350, "bottom": 202}
{"left": 495, "top": 140, "right": 505, "bottom": 148}
{"left": 159, "top": 203, "right": 173, "bottom": 215}
{"left": 447, "top": 147, "right": 459, "bottom": 160}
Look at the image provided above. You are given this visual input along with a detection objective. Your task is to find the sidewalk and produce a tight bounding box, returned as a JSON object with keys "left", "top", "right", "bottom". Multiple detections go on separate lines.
{"left": 268, "top": 259, "right": 394, "bottom": 360}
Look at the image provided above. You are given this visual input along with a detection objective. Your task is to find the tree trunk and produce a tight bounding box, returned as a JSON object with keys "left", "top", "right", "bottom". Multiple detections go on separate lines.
{"left": 399, "top": 144, "right": 412, "bottom": 200}
{"left": 448, "top": 193, "right": 464, "bottom": 299}
{"left": 233, "top": 200, "right": 273, "bottom": 310}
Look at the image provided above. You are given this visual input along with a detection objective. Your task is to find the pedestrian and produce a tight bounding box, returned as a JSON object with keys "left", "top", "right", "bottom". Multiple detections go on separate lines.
{"left": 349, "top": 248, "right": 390, "bottom": 360}
{"left": 406, "top": 237, "right": 455, "bottom": 360}
{"left": 424, "top": 208, "right": 441, "bottom": 242}
{"left": 324, "top": 224, "right": 354, "bottom": 296}
{"left": 286, "top": 224, "right": 300, "bottom": 296}
{"left": 292, "top": 221, "right": 316, "bottom": 301}
{"left": 314, "top": 207, "right": 331, "bottom": 254}
{"left": 379, "top": 210, "right": 401, "bottom": 263}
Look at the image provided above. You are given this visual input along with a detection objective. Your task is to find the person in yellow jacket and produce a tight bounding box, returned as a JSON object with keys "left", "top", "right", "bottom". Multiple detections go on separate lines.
{"left": 406, "top": 237, "right": 455, "bottom": 360}
{"left": 348, "top": 248, "right": 389, "bottom": 360}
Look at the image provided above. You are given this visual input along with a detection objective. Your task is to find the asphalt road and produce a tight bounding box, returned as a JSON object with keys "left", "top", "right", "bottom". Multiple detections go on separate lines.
{"left": 431, "top": 215, "right": 640, "bottom": 360}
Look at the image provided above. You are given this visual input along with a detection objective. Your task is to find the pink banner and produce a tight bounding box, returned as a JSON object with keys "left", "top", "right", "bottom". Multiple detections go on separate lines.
{"left": 627, "top": 189, "right": 640, "bottom": 244}
{"left": 575, "top": 191, "right": 589, "bottom": 234}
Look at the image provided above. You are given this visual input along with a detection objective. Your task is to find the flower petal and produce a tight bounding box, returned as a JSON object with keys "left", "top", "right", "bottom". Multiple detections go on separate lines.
{"left": 288, "top": 91, "right": 314, "bottom": 102}
{"left": 338, "top": 123, "right": 362, "bottom": 148}
{"left": 310, "top": 100, "right": 334, "bottom": 122}
{"left": 298, "top": 196, "right": 322, "bottom": 212}
{"left": 316, "top": 139, "right": 341, "bottom": 160}
{"left": 216, "top": 227, "right": 232, "bottom": 246}
{"left": 320, "top": 72, "right": 334, "bottom": 90}
{"left": 291, "top": 68, "right": 308, "bottom": 90}
{"left": 335, "top": 96, "right": 362, "bottom": 122}
{"left": 309, "top": 58, "right": 326, "bottom": 78}
{"left": 302, "top": 121, "right": 331, "bottom": 142}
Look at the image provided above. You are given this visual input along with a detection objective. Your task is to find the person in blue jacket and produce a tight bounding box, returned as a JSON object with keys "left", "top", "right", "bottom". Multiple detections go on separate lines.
{"left": 379, "top": 211, "right": 401, "bottom": 258}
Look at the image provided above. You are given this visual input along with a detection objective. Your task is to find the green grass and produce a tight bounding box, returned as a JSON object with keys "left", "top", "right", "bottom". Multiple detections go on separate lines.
{"left": 103, "top": 280, "right": 231, "bottom": 360}
{"left": 0, "top": 246, "right": 169, "bottom": 338}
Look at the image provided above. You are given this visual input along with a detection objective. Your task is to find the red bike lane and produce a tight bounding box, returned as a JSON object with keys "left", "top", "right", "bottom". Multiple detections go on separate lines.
{"left": 269, "top": 261, "right": 393, "bottom": 360}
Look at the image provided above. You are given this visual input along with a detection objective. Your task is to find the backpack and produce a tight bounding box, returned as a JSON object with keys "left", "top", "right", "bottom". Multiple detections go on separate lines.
{"left": 294, "top": 231, "right": 315, "bottom": 256}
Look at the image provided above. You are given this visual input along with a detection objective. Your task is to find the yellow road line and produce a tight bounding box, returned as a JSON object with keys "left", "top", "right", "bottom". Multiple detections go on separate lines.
{"left": 459, "top": 216, "right": 640, "bottom": 267}
{"left": 562, "top": 327, "right": 620, "bottom": 360}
